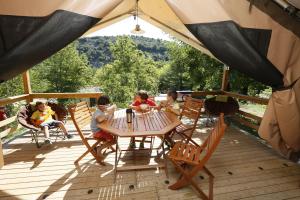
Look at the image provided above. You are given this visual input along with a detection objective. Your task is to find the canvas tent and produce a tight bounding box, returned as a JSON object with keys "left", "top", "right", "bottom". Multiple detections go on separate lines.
{"left": 0, "top": 0, "right": 299, "bottom": 160}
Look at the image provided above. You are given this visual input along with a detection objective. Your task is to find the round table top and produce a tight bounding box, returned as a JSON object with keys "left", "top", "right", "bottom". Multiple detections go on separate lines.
{"left": 99, "top": 109, "right": 181, "bottom": 137}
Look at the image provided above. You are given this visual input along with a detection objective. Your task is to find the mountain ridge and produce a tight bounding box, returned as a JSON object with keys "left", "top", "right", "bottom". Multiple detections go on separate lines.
{"left": 77, "top": 35, "right": 171, "bottom": 68}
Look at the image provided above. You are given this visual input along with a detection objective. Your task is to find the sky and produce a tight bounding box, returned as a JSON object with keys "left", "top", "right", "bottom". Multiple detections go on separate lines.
{"left": 85, "top": 17, "right": 173, "bottom": 41}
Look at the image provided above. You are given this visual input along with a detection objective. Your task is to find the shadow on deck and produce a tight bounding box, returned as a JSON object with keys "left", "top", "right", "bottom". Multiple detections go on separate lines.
{"left": 1, "top": 120, "right": 300, "bottom": 200}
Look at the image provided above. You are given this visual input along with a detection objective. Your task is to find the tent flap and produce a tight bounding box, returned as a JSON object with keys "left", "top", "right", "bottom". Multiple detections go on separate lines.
{"left": 0, "top": 10, "right": 99, "bottom": 82}
{"left": 0, "top": 0, "right": 122, "bottom": 82}
{"left": 186, "top": 21, "right": 283, "bottom": 87}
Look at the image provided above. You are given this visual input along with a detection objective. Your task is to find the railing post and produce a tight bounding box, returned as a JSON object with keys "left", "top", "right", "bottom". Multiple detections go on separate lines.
{"left": 22, "top": 71, "right": 32, "bottom": 103}
{"left": 221, "top": 66, "right": 230, "bottom": 91}
{"left": 0, "top": 139, "right": 3, "bottom": 168}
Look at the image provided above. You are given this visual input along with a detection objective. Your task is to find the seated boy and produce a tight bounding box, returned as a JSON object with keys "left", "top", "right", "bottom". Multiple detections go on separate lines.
{"left": 129, "top": 90, "right": 157, "bottom": 148}
{"left": 91, "top": 95, "right": 117, "bottom": 157}
{"left": 30, "top": 101, "right": 72, "bottom": 145}
{"left": 158, "top": 90, "right": 180, "bottom": 116}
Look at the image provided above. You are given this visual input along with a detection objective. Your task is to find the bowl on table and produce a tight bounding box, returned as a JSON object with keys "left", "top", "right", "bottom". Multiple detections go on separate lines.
{"left": 140, "top": 104, "right": 149, "bottom": 111}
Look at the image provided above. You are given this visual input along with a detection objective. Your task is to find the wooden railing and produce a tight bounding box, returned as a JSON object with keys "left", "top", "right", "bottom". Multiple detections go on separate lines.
{"left": 192, "top": 90, "right": 269, "bottom": 131}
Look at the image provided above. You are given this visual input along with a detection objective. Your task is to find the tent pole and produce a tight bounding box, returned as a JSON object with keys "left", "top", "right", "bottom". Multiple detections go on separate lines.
{"left": 221, "top": 66, "right": 230, "bottom": 91}
{"left": 22, "top": 71, "right": 32, "bottom": 103}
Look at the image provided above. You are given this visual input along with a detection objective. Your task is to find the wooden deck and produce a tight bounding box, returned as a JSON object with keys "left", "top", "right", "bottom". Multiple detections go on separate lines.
{"left": 1, "top": 120, "right": 300, "bottom": 200}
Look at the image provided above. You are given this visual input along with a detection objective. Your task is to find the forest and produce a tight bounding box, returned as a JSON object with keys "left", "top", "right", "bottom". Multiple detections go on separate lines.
{"left": 0, "top": 36, "right": 270, "bottom": 108}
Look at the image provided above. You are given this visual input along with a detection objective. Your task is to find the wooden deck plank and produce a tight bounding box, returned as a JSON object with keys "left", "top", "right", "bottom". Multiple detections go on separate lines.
{"left": 0, "top": 124, "right": 299, "bottom": 200}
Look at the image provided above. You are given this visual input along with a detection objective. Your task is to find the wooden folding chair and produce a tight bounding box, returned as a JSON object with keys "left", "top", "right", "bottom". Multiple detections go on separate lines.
{"left": 167, "top": 113, "right": 227, "bottom": 200}
{"left": 68, "top": 101, "right": 114, "bottom": 165}
{"left": 168, "top": 97, "right": 203, "bottom": 146}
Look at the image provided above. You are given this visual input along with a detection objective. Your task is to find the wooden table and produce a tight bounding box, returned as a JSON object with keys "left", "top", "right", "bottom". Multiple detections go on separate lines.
{"left": 99, "top": 109, "right": 181, "bottom": 181}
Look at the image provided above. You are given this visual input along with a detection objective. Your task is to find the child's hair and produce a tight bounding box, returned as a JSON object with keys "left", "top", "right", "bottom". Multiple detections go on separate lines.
{"left": 137, "top": 90, "right": 148, "bottom": 100}
{"left": 97, "top": 95, "right": 110, "bottom": 105}
{"left": 35, "top": 101, "right": 45, "bottom": 107}
{"left": 167, "top": 90, "right": 178, "bottom": 101}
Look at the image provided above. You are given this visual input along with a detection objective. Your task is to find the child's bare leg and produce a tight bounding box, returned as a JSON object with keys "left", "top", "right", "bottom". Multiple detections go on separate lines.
{"left": 129, "top": 137, "right": 136, "bottom": 148}
{"left": 57, "top": 122, "right": 73, "bottom": 139}
{"left": 139, "top": 137, "right": 146, "bottom": 148}
{"left": 58, "top": 122, "right": 68, "bottom": 135}
{"left": 43, "top": 126, "right": 50, "bottom": 138}
{"left": 141, "top": 137, "right": 146, "bottom": 143}
{"left": 97, "top": 139, "right": 116, "bottom": 156}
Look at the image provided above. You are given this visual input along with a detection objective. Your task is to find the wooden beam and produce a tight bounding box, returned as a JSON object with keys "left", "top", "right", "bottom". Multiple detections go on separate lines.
{"left": 237, "top": 110, "right": 262, "bottom": 122}
{"left": 0, "top": 124, "right": 22, "bottom": 139}
{"left": 223, "top": 91, "right": 269, "bottom": 105}
{"left": 0, "top": 94, "right": 29, "bottom": 106}
{"left": 233, "top": 116, "right": 259, "bottom": 130}
{"left": 0, "top": 116, "right": 17, "bottom": 128}
{"left": 22, "top": 71, "right": 32, "bottom": 103}
{"left": 30, "top": 93, "right": 102, "bottom": 99}
{"left": 221, "top": 66, "right": 230, "bottom": 91}
{"left": 192, "top": 91, "right": 223, "bottom": 97}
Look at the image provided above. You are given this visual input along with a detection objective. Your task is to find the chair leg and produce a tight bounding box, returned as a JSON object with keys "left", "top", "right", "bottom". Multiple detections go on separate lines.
{"left": 75, "top": 140, "right": 104, "bottom": 165}
{"left": 89, "top": 141, "right": 105, "bottom": 165}
{"left": 169, "top": 160, "right": 211, "bottom": 200}
{"left": 168, "top": 160, "right": 191, "bottom": 190}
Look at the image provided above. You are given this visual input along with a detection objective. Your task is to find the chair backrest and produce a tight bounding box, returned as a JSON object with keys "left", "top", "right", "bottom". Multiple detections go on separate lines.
{"left": 180, "top": 97, "right": 203, "bottom": 129}
{"left": 198, "top": 113, "right": 227, "bottom": 166}
{"left": 48, "top": 102, "right": 68, "bottom": 122}
{"left": 68, "top": 101, "right": 92, "bottom": 140}
{"left": 17, "top": 104, "right": 39, "bottom": 131}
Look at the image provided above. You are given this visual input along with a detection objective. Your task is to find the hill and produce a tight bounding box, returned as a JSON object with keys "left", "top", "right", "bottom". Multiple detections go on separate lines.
{"left": 77, "top": 36, "right": 171, "bottom": 68}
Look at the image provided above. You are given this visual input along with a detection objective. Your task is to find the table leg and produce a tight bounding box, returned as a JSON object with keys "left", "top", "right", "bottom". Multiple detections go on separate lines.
{"left": 114, "top": 136, "right": 119, "bottom": 183}
{"left": 162, "top": 136, "right": 169, "bottom": 179}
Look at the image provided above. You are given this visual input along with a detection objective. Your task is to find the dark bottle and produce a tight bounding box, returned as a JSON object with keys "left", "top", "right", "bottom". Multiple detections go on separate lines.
{"left": 126, "top": 108, "right": 135, "bottom": 123}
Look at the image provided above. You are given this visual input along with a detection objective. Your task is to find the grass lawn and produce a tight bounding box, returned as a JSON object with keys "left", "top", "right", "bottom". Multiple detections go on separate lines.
{"left": 239, "top": 102, "right": 267, "bottom": 117}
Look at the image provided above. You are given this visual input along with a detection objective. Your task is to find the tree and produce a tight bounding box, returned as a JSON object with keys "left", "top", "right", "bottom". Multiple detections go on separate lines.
{"left": 229, "top": 70, "right": 268, "bottom": 96}
{"left": 0, "top": 75, "right": 23, "bottom": 98}
{"left": 95, "top": 36, "right": 159, "bottom": 106}
{"left": 30, "top": 42, "right": 94, "bottom": 93}
{"left": 159, "top": 42, "right": 191, "bottom": 91}
{"left": 159, "top": 41, "right": 223, "bottom": 92}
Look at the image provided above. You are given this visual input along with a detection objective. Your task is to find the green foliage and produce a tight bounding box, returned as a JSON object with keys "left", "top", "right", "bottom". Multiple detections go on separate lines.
{"left": 0, "top": 75, "right": 23, "bottom": 98}
{"left": 0, "top": 75, "right": 24, "bottom": 116}
{"left": 229, "top": 70, "right": 268, "bottom": 96}
{"left": 159, "top": 41, "right": 223, "bottom": 92}
{"left": 95, "top": 36, "right": 159, "bottom": 107}
{"left": 30, "top": 43, "right": 94, "bottom": 93}
{"left": 77, "top": 36, "right": 169, "bottom": 68}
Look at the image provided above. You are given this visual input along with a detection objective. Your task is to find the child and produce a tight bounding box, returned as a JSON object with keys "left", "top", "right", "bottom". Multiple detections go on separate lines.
{"left": 30, "top": 101, "right": 72, "bottom": 144}
{"left": 158, "top": 90, "right": 180, "bottom": 115}
{"left": 129, "top": 90, "right": 157, "bottom": 148}
{"left": 0, "top": 106, "right": 7, "bottom": 121}
{"left": 130, "top": 90, "right": 156, "bottom": 112}
{"left": 91, "top": 95, "right": 117, "bottom": 157}
{"left": 0, "top": 106, "right": 8, "bottom": 130}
